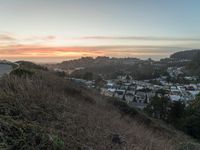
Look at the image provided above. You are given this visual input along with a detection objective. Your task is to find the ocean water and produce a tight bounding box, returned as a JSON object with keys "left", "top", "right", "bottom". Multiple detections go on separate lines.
{"left": 0, "top": 64, "right": 12, "bottom": 76}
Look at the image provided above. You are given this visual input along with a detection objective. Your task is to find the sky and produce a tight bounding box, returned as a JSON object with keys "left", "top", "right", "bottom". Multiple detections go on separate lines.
{"left": 0, "top": 0, "right": 200, "bottom": 63}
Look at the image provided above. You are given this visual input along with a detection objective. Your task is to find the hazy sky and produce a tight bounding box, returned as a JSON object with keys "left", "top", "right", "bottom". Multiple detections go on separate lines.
{"left": 0, "top": 0, "right": 200, "bottom": 62}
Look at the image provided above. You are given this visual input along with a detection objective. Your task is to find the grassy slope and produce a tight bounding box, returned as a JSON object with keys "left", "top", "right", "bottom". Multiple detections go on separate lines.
{"left": 0, "top": 62, "right": 199, "bottom": 150}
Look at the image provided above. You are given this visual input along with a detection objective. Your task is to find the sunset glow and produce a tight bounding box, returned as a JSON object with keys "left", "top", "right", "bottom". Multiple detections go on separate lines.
{"left": 1, "top": 0, "right": 200, "bottom": 62}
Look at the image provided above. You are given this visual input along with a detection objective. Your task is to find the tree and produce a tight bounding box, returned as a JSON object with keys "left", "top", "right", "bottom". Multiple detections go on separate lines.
{"left": 95, "top": 76, "right": 106, "bottom": 90}
{"left": 156, "top": 89, "right": 168, "bottom": 96}
{"left": 181, "top": 95, "right": 200, "bottom": 139}
{"left": 168, "top": 101, "right": 185, "bottom": 127}
{"left": 182, "top": 109, "right": 200, "bottom": 139}
{"left": 145, "top": 96, "right": 185, "bottom": 128}
{"left": 83, "top": 72, "right": 93, "bottom": 80}
{"left": 145, "top": 95, "right": 170, "bottom": 120}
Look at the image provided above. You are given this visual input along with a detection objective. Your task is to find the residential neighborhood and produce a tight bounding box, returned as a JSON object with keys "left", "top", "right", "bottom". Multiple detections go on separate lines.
{"left": 68, "top": 67, "right": 200, "bottom": 110}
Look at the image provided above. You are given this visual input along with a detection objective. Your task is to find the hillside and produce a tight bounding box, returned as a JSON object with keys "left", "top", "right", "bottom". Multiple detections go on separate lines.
{"left": 56, "top": 57, "right": 140, "bottom": 70}
{"left": 70, "top": 62, "right": 163, "bottom": 80}
{"left": 55, "top": 57, "right": 166, "bottom": 80}
{"left": 169, "top": 49, "right": 200, "bottom": 76}
{"left": 0, "top": 62, "right": 199, "bottom": 149}
{"left": 170, "top": 49, "right": 200, "bottom": 60}
{"left": 184, "top": 52, "right": 200, "bottom": 76}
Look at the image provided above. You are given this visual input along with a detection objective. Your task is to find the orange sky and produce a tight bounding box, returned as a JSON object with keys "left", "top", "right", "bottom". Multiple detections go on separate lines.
{"left": 0, "top": 43, "right": 185, "bottom": 63}
{"left": 0, "top": 33, "right": 197, "bottom": 63}
{"left": 1, "top": 1, "right": 200, "bottom": 63}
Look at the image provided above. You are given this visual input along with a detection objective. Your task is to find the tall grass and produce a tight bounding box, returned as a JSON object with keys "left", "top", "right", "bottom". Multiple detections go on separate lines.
{"left": 0, "top": 71, "right": 198, "bottom": 149}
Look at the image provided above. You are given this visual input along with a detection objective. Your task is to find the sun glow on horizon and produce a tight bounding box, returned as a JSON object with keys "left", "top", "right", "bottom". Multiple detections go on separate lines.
{"left": 0, "top": 33, "right": 198, "bottom": 63}
{"left": 1, "top": 0, "right": 200, "bottom": 62}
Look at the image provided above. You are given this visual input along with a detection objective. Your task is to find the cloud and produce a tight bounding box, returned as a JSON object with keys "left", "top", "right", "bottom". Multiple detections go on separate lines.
{"left": 0, "top": 32, "right": 197, "bottom": 62}
{"left": 0, "top": 34, "right": 16, "bottom": 41}
{"left": 0, "top": 33, "right": 56, "bottom": 44}
{"left": 0, "top": 45, "right": 101, "bottom": 58}
{"left": 24, "top": 35, "right": 56, "bottom": 41}
{"left": 0, "top": 44, "right": 186, "bottom": 59}
{"left": 81, "top": 36, "right": 200, "bottom": 41}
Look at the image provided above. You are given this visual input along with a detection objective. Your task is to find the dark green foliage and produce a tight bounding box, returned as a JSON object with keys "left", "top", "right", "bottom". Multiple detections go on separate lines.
{"left": 145, "top": 95, "right": 185, "bottom": 125}
{"left": 182, "top": 110, "right": 200, "bottom": 139}
{"left": 145, "top": 95, "right": 170, "bottom": 120}
{"left": 83, "top": 72, "right": 93, "bottom": 80}
{"left": 110, "top": 71, "right": 125, "bottom": 79}
{"left": 65, "top": 84, "right": 82, "bottom": 95}
{"left": 145, "top": 95, "right": 186, "bottom": 126}
{"left": 10, "top": 61, "right": 47, "bottom": 77}
{"left": 10, "top": 68, "right": 34, "bottom": 77}
{"left": 137, "top": 88, "right": 152, "bottom": 93}
{"left": 168, "top": 101, "right": 185, "bottom": 127}
{"left": 156, "top": 89, "right": 169, "bottom": 96}
{"left": 10, "top": 63, "right": 18, "bottom": 69}
{"left": 146, "top": 93, "right": 200, "bottom": 141}
{"left": 95, "top": 76, "right": 106, "bottom": 88}
{"left": 54, "top": 71, "right": 66, "bottom": 77}
{"left": 111, "top": 98, "right": 152, "bottom": 125}
{"left": 177, "top": 142, "right": 200, "bottom": 150}
{"left": 112, "top": 98, "right": 138, "bottom": 116}
{"left": 51, "top": 135, "right": 65, "bottom": 150}
{"left": 0, "top": 117, "right": 64, "bottom": 150}
{"left": 16, "top": 61, "right": 46, "bottom": 70}
{"left": 181, "top": 96, "right": 200, "bottom": 139}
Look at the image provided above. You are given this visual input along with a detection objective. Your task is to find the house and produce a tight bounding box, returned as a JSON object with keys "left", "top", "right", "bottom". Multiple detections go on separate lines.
{"left": 169, "top": 95, "right": 181, "bottom": 101}
{"left": 118, "top": 74, "right": 133, "bottom": 82}
{"left": 125, "top": 92, "right": 135, "bottom": 103}
{"left": 114, "top": 90, "right": 125, "bottom": 99}
{"left": 134, "top": 91, "right": 148, "bottom": 103}
{"left": 106, "top": 82, "right": 114, "bottom": 88}
{"left": 101, "top": 88, "right": 115, "bottom": 97}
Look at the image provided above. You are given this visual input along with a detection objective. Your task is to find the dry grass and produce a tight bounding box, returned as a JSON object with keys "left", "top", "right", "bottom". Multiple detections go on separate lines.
{"left": 0, "top": 71, "right": 199, "bottom": 150}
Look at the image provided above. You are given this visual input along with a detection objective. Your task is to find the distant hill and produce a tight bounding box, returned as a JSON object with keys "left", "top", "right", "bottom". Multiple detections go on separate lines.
{"left": 57, "top": 57, "right": 141, "bottom": 69}
{"left": 170, "top": 49, "right": 200, "bottom": 60}
{"left": 185, "top": 51, "right": 200, "bottom": 76}
{"left": 54, "top": 57, "right": 166, "bottom": 80}
{"left": 170, "top": 49, "right": 200, "bottom": 76}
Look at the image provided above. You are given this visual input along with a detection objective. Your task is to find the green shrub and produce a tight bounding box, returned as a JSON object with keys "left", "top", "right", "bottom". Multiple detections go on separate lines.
{"left": 52, "top": 135, "right": 64, "bottom": 150}
{"left": 11, "top": 68, "right": 34, "bottom": 77}
{"left": 112, "top": 98, "right": 138, "bottom": 116}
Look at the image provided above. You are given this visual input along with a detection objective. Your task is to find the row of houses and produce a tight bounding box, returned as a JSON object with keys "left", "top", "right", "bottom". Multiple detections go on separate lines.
{"left": 101, "top": 76, "right": 158, "bottom": 109}
{"left": 68, "top": 72, "right": 200, "bottom": 109}
{"left": 101, "top": 74, "right": 200, "bottom": 109}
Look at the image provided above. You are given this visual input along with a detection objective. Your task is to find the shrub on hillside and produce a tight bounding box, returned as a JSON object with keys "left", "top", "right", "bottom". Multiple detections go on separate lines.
{"left": 10, "top": 68, "right": 34, "bottom": 77}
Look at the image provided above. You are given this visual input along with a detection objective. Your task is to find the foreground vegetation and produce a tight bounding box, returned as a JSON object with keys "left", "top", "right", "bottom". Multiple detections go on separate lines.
{"left": 145, "top": 93, "right": 200, "bottom": 141}
{"left": 0, "top": 62, "right": 199, "bottom": 149}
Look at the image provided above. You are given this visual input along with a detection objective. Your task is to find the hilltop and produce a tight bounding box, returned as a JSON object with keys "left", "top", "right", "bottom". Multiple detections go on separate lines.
{"left": 57, "top": 57, "right": 140, "bottom": 69}
{"left": 51, "top": 57, "right": 165, "bottom": 80}
{"left": 0, "top": 61, "right": 199, "bottom": 149}
{"left": 49, "top": 50, "right": 200, "bottom": 81}
{"left": 169, "top": 49, "right": 200, "bottom": 76}
{"left": 170, "top": 49, "right": 200, "bottom": 60}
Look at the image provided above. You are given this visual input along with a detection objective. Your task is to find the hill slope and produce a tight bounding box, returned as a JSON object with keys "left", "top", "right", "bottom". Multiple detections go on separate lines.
{"left": 170, "top": 49, "right": 200, "bottom": 60}
{"left": 0, "top": 62, "right": 199, "bottom": 149}
{"left": 54, "top": 57, "right": 140, "bottom": 72}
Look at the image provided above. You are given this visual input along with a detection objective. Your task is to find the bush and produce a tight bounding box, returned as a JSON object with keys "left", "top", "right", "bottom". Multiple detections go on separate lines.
{"left": 0, "top": 116, "right": 64, "bottom": 150}
{"left": 11, "top": 68, "right": 34, "bottom": 77}
{"left": 112, "top": 98, "right": 138, "bottom": 116}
